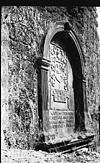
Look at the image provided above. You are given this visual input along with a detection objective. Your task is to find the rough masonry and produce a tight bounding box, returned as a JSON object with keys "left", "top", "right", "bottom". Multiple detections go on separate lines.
{"left": 1, "top": 6, "right": 100, "bottom": 150}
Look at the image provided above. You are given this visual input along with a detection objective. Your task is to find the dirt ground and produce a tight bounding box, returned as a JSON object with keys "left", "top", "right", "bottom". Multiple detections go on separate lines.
{"left": 1, "top": 147, "right": 100, "bottom": 163}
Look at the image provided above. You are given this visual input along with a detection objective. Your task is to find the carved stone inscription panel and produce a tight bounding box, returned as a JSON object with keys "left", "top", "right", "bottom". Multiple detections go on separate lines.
{"left": 47, "top": 43, "right": 75, "bottom": 141}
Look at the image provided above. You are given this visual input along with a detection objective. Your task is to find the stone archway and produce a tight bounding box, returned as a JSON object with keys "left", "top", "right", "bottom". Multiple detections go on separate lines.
{"left": 37, "top": 22, "right": 87, "bottom": 143}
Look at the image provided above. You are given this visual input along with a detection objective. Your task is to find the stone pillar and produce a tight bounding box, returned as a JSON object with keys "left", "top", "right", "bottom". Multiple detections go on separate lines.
{"left": 82, "top": 78, "right": 88, "bottom": 131}
{"left": 82, "top": 78, "right": 88, "bottom": 112}
{"left": 1, "top": 23, "right": 9, "bottom": 149}
{"left": 99, "top": 105, "right": 100, "bottom": 143}
{"left": 37, "top": 58, "right": 50, "bottom": 140}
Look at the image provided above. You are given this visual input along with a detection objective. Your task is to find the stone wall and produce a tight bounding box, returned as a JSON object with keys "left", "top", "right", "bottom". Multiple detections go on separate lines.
{"left": 1, "top": 6, "right": 100, "bottom": 149}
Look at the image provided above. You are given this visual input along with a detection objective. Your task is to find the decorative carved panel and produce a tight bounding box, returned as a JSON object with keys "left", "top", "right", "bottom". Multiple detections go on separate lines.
{"left": 47, "top": 43, "right": 75, "bottom": 141}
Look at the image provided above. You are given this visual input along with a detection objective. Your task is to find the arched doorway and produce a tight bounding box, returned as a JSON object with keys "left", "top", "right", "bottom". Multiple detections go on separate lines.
{"left": 37, "top": 22, "right": 87, "bottom": 143}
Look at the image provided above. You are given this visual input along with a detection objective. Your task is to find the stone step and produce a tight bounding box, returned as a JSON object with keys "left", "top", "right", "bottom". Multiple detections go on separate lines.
{"left": 35, "top": 135, "right": 94, "bottom": 153}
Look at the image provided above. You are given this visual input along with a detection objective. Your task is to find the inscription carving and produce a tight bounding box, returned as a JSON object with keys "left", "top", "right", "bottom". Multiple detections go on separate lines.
{"left": 48, "top": 43, "right": 75, "bottom": 137}
{"left": 49, "top": 110, "right": 74, "bottom": 129}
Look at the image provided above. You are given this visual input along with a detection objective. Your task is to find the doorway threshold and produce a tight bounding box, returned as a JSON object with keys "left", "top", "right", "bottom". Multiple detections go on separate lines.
{"left": 35, "top": 135, "right": 94, "bottom": 153}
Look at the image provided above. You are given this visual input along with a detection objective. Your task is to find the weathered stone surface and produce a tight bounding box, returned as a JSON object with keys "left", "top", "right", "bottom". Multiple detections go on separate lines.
{"left": 1, "top": 148, "right": 100, "bottom": 163}
{"left": 45, "top": 43, "right": 75, "bottom": 142}
{"left": 1, "top": 6, "right": 100, "bottom": 149}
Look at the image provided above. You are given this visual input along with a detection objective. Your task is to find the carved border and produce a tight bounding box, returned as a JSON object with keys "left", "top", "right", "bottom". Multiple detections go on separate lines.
{"left": 43, "top": 21, "right": 85, "bottom": 77}
{"left": 38, "top": 21, "right": 88, "bottom": 135}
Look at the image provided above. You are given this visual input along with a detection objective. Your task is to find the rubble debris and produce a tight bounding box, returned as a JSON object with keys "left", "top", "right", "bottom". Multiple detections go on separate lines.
{"left": 1, "top": 147, "right": 100, "bottom": 163}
